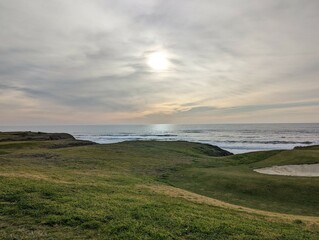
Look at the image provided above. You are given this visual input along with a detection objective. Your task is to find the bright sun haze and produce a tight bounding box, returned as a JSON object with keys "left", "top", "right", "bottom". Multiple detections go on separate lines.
{"left": 147, "top": 51, "right": 169, "bottom": 71}
{"left": 0, "top": 1, "right": 319, "bottom": 239}
{"left": 0, "top": 1, "right": 318, "bottom": 124}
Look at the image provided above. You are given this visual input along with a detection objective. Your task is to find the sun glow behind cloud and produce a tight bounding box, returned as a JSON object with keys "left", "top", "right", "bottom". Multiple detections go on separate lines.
{"left": 147, "top": 51, "right": 169, "bottom": 71}
{"left": 0, "top": 0, "right": 319, "bottom": 124}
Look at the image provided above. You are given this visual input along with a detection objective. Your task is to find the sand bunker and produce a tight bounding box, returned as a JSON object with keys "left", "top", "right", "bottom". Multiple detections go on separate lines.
{"left": 254, "top": 163, "right": 319, "bottom": 177}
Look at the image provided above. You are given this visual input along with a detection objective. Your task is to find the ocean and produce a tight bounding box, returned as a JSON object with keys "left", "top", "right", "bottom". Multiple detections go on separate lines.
{"left": 1, "top": 123, "right": 318, "bottom": 154}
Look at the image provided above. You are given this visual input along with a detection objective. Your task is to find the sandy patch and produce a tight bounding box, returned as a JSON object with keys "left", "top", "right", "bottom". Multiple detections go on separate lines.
{"left": 254, "top": 163, "right": 319, "bottom": 177}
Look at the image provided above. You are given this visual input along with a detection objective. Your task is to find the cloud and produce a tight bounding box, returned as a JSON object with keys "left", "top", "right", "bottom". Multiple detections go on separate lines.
{"left": 143, "top": 100, "right": 319, "bottom": 123}
{"left": 0, "top": 0, "right": 319, "bottom": 124}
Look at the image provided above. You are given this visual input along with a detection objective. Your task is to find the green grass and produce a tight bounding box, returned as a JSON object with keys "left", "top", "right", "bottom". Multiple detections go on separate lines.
{"left": 165, "top": 149, "right": 319, "bottom": 216}
{"left": 0, "top": 132, "right": 318, "bottom": 239}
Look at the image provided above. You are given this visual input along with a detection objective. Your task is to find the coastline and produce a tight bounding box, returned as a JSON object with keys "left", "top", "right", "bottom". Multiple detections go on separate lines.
{"left": 2, "top": 123, "right": 319, "bottom": 154}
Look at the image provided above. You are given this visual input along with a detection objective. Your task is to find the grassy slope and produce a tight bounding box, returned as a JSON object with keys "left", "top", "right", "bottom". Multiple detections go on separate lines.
{"left": 0, "top": 133, "right": 318, "bottom": 239}
{"left": 165, "top": 148, "right": 319, "bottom": 216}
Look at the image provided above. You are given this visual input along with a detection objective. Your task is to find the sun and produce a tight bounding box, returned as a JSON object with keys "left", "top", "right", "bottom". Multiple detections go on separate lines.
{"left": 147, "top": 51, "right": 169, "bottom": 71}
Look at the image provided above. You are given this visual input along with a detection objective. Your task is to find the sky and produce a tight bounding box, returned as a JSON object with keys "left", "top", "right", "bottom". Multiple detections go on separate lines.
{"left": 0, "top": 0, "right": 319, "bottom": 125}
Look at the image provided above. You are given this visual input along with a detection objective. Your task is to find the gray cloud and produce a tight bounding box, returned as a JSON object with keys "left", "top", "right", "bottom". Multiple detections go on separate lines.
{"left": 0, "top": 0, "right": 319, "bottom": 124}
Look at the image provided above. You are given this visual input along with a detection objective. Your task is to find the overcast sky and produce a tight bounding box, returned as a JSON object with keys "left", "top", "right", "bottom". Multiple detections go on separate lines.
{"left": 1, "top": 0, "right": 319, "bottom": 124}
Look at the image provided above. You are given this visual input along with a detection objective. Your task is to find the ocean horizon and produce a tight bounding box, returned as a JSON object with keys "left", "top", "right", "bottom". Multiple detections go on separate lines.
{"left": 1, "top": 123, "right": 318, "bottom": 154}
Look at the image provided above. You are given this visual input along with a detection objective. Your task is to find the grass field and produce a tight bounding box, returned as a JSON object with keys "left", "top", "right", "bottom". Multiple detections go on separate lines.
{"left": 0, "top": 132, "right": 318, "bottom": 239}
{"left": 165, "top": 148, "right": 319, "bottom": 216}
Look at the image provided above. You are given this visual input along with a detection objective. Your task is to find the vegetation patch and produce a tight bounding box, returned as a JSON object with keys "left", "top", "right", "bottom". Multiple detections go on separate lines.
{"left": 0, "top": 132, "right": 318, "bottom": 239}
